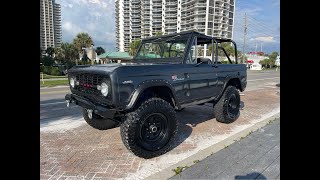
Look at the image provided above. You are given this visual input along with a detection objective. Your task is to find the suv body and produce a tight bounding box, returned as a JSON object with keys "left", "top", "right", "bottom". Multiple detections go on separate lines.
{"left": 65, "top": 31, "right": 247, "bottom": 158}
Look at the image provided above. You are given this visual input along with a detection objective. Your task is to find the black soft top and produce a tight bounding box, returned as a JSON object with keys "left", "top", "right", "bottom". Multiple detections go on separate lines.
{"left": 142, "top": 30, "right": 233, "bottom": 44}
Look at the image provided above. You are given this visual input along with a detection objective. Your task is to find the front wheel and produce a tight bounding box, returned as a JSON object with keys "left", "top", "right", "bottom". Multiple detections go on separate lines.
{"left": 120, "top": 98, "right": 177, "bottom": 159}
{"left": 213, "top": 86, "right": 240, "bottom": 123}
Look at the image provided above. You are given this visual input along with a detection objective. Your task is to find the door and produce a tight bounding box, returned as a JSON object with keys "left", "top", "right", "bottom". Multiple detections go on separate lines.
{"left": 184, "top": 36, "right": 219, "bottom": 103}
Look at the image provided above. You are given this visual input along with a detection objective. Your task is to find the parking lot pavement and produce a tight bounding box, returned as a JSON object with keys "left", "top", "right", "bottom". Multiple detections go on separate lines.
{"left": 40, "top": 87, "right": 280, "bottom": 180}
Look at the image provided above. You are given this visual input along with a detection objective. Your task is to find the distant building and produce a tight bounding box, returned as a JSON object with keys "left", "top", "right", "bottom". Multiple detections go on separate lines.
{"left": 276, "top": 55, "right": 280, "bottom": 66}
{"left": 40, "top": 0, "right": 62, "bottom": 50}
{"left": 115, "top": 0, "right": 235, "bottom": 53}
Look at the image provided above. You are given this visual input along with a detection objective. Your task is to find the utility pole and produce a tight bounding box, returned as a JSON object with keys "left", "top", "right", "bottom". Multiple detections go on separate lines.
{"left": 261, "top": 43, "right": 262, "bottom": 52}
{"left": 242, "top": 13, "right": 247, "bottom": 64}
{"left": 255, "top": 42, "right": 257, "bottom": 56}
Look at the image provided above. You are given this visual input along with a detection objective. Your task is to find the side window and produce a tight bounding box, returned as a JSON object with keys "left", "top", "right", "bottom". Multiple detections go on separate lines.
{"left": 186, "top": 37, "right": 197, "bottom": 64}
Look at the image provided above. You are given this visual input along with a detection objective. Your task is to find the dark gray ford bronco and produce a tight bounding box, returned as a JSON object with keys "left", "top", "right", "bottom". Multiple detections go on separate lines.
{"left": 65, "top": 31, "right": 247, "bottom": 158}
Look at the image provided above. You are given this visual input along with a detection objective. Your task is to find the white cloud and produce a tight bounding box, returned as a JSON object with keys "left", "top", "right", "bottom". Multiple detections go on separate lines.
{"left": 56, "top": 0, "right": 120, "bottom": 51}
{"left": 62, "top": 21, "right": 82, "bottom": 35}
{"left": 88, "top": 0, "right": 100, "bottom": 4}
{"left": 90, "top": 11, "right": 103, "bottom": 17}
{"left": 254, "top": 36, "right": 276, "bottom": 43}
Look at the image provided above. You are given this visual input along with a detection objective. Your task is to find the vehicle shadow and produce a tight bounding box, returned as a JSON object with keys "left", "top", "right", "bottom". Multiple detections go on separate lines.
{"left": 167, "top": 101, "right": 245, "bottom": 154}
{"left": 235, "top": 172, "right": 267, "bottom": 179}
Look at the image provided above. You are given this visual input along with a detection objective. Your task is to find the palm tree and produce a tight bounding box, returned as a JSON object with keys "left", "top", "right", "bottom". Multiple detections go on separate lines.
{"left": 61, "top": 42, "right": 78, "bottom": 67}
{"left": 129, "top": 40, "right": 141, "bottom": 56}
{"left": 95, "top": 46, "right": 105, "bottom": 55}
{"left": 46, "top": 47, "right": 55, "bottom": 57}
{"left": 72, "top": 32, "right": 94, "bottom": 65}
{"left": 54, "top": 47, "right": 65, "bottom": 63}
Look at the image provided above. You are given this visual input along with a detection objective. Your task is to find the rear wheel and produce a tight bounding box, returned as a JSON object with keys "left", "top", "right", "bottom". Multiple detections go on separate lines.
{"left": 213, "top": 86, "right": 240, "bottom": 123}
{"left": 82, "top": 108, "right": 118, "bottom": 130}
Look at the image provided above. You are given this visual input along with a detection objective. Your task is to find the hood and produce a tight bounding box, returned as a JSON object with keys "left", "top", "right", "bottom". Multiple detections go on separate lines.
{"left": 67, "top": 62, "right": 181, "bottom": 77}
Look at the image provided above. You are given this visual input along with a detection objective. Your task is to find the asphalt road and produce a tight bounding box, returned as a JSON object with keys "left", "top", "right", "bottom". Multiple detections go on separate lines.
{"left": 40, "top": 70, "right": 280, "bottom": 127}
{"left": 170, "top": 118, "right": 280, "bottom": 180}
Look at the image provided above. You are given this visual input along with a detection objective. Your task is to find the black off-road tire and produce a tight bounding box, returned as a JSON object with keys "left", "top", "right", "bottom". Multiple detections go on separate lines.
{"left": 120, "top": 97, "right": 177, "bottom": 159}
{"left": 82, "top": 108, "right": 118, "bottom": 130}
{"left": 213, "top": 86, "right": 240, "bottom": 123}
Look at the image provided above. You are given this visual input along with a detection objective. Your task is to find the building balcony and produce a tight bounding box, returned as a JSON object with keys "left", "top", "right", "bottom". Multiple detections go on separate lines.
{"left": 195, "top": 10, "right": 206, "bottom": 14}
{"left": 195, "top": 3, "right": 207, "bottom": 7}
{"left": 194, "top": 18, "right": 206, "bottom": 22}
{"left": 166, "top": 14, "right": 177, "bottom": 18}
{"left": 153, "top": 19, "right": 162, "bottom": 23}
{"left": 194, "top": 25, "right": 206, "bottom": 29}
{"left": 166, "top": 8, "right": 177, "bottom": 11}
{"left": 181, "top": 0, "right": 195, "bottom": 6}
{"left": 165, "top": 19, "right": 177, "bottom": 23}
{"left": 166, "top": 2, "right": 177, "bottom": 6}
{"left": 166, "top": 26, "right": 177, "bottom": 30}
{"left": 153, "top": 9, "right": 162, "bottom": 12}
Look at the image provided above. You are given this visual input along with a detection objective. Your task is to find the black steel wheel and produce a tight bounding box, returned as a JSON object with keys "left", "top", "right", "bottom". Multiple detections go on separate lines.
{"left": 139, "top": 113, "right": 169, "bottom": 151}
{"left": 120, "top": 97, "right": 177, "bottom": 159}
{"left": 213, "top": 86, "right": 240, "bottom": 123}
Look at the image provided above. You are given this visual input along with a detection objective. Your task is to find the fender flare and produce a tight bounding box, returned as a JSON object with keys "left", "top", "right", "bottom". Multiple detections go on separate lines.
{"left": 216, "top": 75, "right": 242, "bottom": 101}
{"left": 125, "top": 79, "right": 177, "bottom": 110}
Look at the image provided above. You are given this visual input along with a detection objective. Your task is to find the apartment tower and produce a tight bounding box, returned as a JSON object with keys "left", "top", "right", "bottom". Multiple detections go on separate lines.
{"left": 115, "top": 0, "right": 235, "bottom": 53}
{"left": 40, "top": 0, "right": 62, "bottom": 50}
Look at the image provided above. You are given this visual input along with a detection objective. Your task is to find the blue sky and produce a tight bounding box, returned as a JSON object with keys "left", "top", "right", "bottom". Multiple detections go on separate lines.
{"left": 56, "top": 0, "right": 279, "bottom": 53}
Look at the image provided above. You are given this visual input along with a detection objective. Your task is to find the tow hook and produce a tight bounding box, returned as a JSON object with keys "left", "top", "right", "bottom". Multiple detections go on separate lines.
{"left": 87, "top": 109, "right": 93, "bottom": 119}
{"left": 66, "top": 100, "right": 70, "bottom": 107}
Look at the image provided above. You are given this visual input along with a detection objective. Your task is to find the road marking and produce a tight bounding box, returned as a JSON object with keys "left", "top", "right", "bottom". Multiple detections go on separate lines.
{"left": 40, "top": 90, "right": 70, "bottom": 95}
{"left": 248, "top": 77, "right": 280, "bottom": 82}
{"left": 40, "top": 101, "right": 66, "bottom": 106}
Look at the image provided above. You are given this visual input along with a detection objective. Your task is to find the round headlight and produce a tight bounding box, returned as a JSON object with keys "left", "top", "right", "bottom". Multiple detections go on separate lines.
{"left": 100, "top": 82, "right": 109, "bottom": 96}
{"left": 70, "top": 77, "right": 75, "bottom": 88}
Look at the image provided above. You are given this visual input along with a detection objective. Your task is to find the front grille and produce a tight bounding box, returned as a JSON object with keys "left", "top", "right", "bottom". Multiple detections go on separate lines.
{"left": 75, "top": 73, "right": 102, "bottom": 94}
{"left": 72, "top": 73, "right": 112, "bottom": 105}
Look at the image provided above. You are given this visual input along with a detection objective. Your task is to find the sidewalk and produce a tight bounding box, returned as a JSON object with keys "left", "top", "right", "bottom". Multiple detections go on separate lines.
{"left": 171, "top": 118, "right": 280, "bottom": 180}
{"left": 40, "top": 86, "right": 280, "bottom": 180}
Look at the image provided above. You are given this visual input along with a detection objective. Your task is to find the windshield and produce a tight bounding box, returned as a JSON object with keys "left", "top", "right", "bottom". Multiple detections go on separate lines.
{"left": 135, "top": 37, "right": 189, "bottom": 61}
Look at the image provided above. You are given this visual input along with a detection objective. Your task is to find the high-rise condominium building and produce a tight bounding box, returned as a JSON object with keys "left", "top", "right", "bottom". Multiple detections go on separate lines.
{"left": 40, "top": 0, "right": 62, "bottom": 50}
{"left": 115, "top": 0, "right": 235, "bottom": 53}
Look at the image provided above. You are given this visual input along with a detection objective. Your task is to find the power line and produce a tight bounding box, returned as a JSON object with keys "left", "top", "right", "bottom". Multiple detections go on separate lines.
{"left": 246, "top": 16, "right": 279, "bottom": 34}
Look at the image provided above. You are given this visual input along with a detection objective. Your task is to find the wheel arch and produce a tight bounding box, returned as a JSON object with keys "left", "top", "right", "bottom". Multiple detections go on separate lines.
{"left": 125, "top": 80, "right": 177, "bottom": 111}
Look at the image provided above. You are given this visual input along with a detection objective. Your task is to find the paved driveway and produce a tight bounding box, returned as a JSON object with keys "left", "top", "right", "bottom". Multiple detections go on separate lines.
{"left": 40, "top": 85, "right": 280, "bottom": 180}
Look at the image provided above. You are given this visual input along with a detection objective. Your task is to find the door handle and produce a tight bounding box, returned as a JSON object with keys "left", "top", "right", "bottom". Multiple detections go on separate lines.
{"left": 212, "top": 65, "right": 218, "bottom": 68}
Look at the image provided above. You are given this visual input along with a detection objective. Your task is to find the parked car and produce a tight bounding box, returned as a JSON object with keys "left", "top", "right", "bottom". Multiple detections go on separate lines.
{"left": 65, "top": 30, "right": 247, "bottom": 158}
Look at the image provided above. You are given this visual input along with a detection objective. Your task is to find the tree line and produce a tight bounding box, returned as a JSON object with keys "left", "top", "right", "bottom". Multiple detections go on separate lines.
{"left": 40, "top": 32, "right": 105, "bottom": 67}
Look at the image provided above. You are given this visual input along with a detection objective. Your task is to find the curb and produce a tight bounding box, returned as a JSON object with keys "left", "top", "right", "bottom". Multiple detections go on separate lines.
{"left": 145, "top": 112, "right": 280, "bottom": 180}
